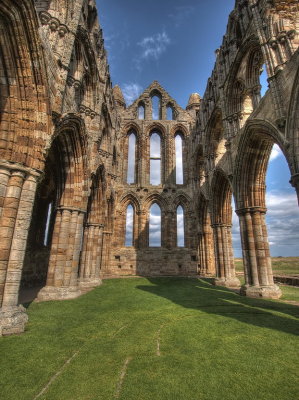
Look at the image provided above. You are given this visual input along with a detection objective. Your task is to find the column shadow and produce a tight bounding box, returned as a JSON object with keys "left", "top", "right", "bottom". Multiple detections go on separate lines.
{"left": 136, "top": 277, "right": 299, "bottom": 336}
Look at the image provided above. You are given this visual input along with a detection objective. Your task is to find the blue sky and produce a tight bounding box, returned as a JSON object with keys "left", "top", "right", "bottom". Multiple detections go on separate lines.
{"left": 97, "top": 0, "right": 299, "bottom": 257}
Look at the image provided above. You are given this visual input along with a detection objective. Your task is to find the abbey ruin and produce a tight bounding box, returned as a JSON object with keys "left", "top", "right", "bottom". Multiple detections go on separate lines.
{"left": 0, "top": 0, "right": 298, "bottom": 335}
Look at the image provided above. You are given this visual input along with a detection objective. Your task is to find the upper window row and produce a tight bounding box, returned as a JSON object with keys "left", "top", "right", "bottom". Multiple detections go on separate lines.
{"left": 138, "top": 96, "right": 176, "bottom": 121}
{"left": 127, "top": 131, "right": 184, "bottom": 185}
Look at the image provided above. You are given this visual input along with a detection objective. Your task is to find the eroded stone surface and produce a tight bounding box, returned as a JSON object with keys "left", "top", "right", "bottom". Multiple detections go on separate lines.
{"left": 0, "top": 0, "right": 298, "bottom": 334}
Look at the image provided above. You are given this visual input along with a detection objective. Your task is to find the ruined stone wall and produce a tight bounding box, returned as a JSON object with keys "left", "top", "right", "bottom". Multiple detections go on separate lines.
{"left": 191, "top": 0, "right": 299, "bottom": 297}
{"left": 0, "top": 0, "right": 298, "bottom": 336}
{"left": 107, "top": 82, "right": 199, "bottom": 276}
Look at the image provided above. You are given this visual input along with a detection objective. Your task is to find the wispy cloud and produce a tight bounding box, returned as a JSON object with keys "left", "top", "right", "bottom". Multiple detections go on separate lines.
{"left": 269, "top": 144, "right": 283, "bottom": 162}
{"left": 121, "top": 83, "right": 143, "bottom": 105}
{"left": 137, "top": 31, "right": 171, "bottom": 63}
{"left": 169, "top": 6, "right": 194, "bottom": 28}
{"left": 232, "top": 190, "right": 299, "bottom": 256}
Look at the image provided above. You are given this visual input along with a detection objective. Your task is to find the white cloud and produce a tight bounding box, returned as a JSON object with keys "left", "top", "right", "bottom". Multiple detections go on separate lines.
{"left": 231, "top": 191, "right": 299, "bottom": 256}
{"left": 269, "top": 144, "right": 282, "bottom": 162}
{"left": 175, "top": 135, "right": 183, "bottom": 184}
{"left": 149, "top": 204, "right": 161, "bottom": 246}
{"left": 121, "top": 83, "right": 143, "bottom": 105}
{"left": 138, "top": 31, "right": 170, "bottom": 61}
{"left": 169, "top": 6, "right": 194, "bottom": 28}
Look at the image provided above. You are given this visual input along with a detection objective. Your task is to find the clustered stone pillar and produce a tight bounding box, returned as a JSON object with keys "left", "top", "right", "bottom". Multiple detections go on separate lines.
{"left": 198, "top": 223, "right": 215, "bottom": 276}
{"left": 37, "top": 206, "right": 86, "bottom": 301}
{"left": 0, "top": 164, "right": 39, "bottom": 336}
{"left": 237, "top": 207, "right": 281, "bottom": 298}
{"left": 79, "top": 223, "right": 104, "bottom": 289}
{"left": 212, "top": 223, "right": 240, "bottom": 288}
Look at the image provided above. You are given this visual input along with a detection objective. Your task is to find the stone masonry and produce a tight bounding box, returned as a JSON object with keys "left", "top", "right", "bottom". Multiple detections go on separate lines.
{"left": 0, "top": 0, "right": 298, "bottom": 335}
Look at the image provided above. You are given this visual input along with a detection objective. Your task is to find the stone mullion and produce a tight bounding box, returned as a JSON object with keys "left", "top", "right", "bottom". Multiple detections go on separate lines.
{"left": 70, "top": 211, "right": 85, "bottom": 286}
{"left": 0, "top": 171, "right": 26, "bottom": 307}
{"left": 2, "top": 174, "right": 38, "bottom": 308}
{"left": 139, "top": 211, "right": 147, "bottom": 248}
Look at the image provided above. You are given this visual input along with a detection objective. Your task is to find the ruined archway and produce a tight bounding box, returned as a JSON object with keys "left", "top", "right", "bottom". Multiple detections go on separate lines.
{"left": 210, "top": 169, "right": 240, "bottom": 288}
{"left": 234, "top": 120, "right": 294, "bottom": 298}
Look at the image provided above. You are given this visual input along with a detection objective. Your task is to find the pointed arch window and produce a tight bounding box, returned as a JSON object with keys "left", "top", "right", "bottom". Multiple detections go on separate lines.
{"left": 175, "top": 134, "right": 184, "bottom": 184}
{"left": 125, "top": 204, "right": 134, "bottom": 246}
{"left": 138, "top": 103, "right": 145, "bottom": 120}
{"left": 152, "top": 95, "right": 161, "bottom": 120}
{"left": 177, "top": 205, "right": 185, "bottom": 247}
{"left": 149, "top": 203, "right": 161, "bottom": 247}
{"left": 127, "top": 132, "right": 136, "bottom": 184}
{"left": 167, "top": 105, "right": 174, "bottom": 120}
{"left": 150, "top": 132, "right": 161, "bottom": 185}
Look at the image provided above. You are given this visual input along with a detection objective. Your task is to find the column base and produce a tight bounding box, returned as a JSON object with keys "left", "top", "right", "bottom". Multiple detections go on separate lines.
{"left": 240, "top": 284, "right": 282, "bottom": 299}
{"left": 36, "top": 285, "right": 82, "bottom": 302}
{"left": 79, "top": 278, "right": 102, "bottom": 293}
{"left": 214, "top": 277, "right": 241, "bottom": 288}
{"left": 0, "top": 305, "right": 28, "bottom": 336}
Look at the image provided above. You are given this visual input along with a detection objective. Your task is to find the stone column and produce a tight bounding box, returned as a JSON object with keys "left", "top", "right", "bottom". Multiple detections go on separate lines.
{"left": 79, "top": 223, "right": 104, "bottom": 289}
{"left": 236, "top": 207, "right": 281, "bottom": 298}
{"left": 37, "top": 206, "right": 86, "bottom": 301}
{"left": 213, "top": 223, "right": 240, "bottom": 288}
{"left": 198, "top": 232, "right": 206, "bottom": 275}
{"left": 290, "top": 173, "right": 299, "bottom": 205}
{"left": 0, "top": 165, "right": 40, "bottom": 336}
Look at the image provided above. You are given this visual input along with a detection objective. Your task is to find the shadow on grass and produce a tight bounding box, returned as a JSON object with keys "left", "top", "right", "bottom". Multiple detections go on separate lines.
{"left": 137, "top": 278, "right": 299, "bottom": 336}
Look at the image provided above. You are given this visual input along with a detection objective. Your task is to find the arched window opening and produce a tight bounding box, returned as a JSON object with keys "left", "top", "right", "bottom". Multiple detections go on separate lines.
{"left": 125, "top": 204, "right": 134, "bottom": 246}
{"left": 265, "top": 144, "right": 299, "bottom": 257}
{"left": 167, "top": 106, "right": 174, "bottom": 120}
{"left": 138, "top": 104, "right": 145, "bottom": 120}
{"left": 175, "top": 134, "right": 184, "bottom": 184}
{"left": 152, "top": 95, "right": 161, "bottom": 120}
{"left": 150, "top": 132, "right": 161, "bottom": 185}
{"left": 260, "top": 64, "right": 268, "bottom": 97}
{"left": 127, "top": 132, "right": 136, "bottom": 184}
{"left": 43, "top": 202, "right": 53, "bottom": 246}
{"left": 149, "top": 203, "right": 161, "bottom": 247}
{"left": 177, "top": 205, "right": 185, "bottom": 247}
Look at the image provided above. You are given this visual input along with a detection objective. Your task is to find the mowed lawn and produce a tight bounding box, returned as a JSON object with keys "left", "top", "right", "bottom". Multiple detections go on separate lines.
{"left": 0, "top": 278, "right": 298, "bottom": 400}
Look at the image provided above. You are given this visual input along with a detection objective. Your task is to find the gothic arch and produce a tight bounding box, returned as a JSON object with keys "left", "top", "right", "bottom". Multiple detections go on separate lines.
{"left": 119, "top": 193, "right": 141, "bottom": 214}
{"left": 204, "top": 108, "right": 226, "bottom": 168}
{"left": 172, "top": 193, "right": 192, "bottom": 213}
{"left": 234, "top": 119, "right": 291, "bottom": 210}
{"left": 0, "top": 0, "right": 50, "bottom": 171}
{"left": 143, "top": 193, "right": 169, "bottom": 212}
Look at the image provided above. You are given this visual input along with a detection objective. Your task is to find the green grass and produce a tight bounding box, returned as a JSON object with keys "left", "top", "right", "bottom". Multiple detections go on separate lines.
{"left": 1, "top": 278, "right": 298, "bottom": 400}
{"left": 235, "top": 257, "right": 299, "bottom": 275}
